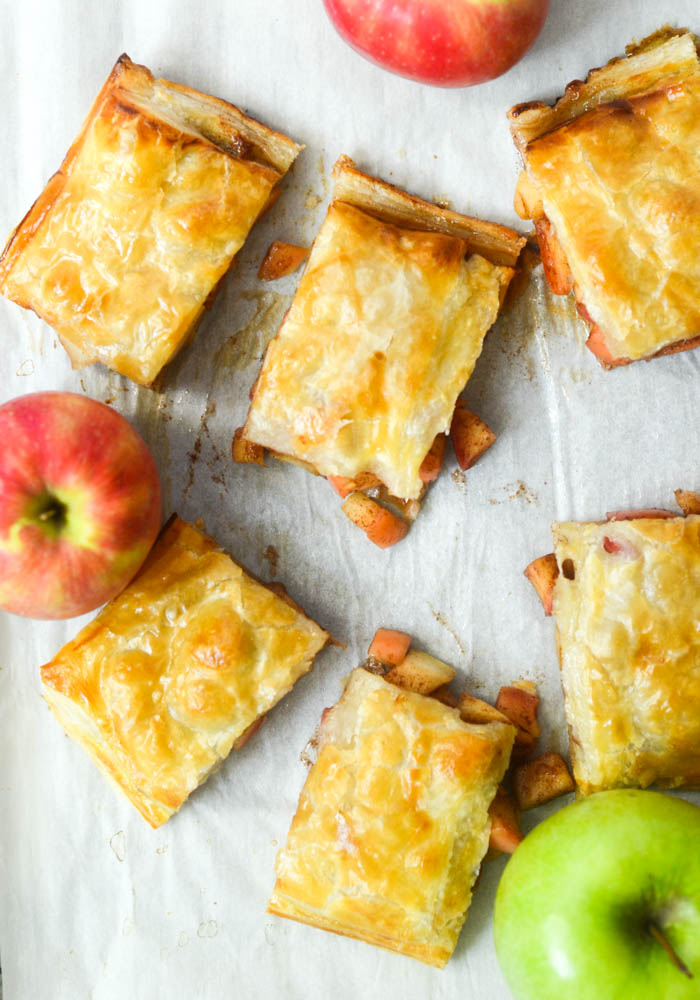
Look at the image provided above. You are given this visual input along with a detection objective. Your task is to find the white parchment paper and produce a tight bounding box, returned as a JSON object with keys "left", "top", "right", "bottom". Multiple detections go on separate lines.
{"left": 1, "top": 1, "right": 699, "bottom": 997}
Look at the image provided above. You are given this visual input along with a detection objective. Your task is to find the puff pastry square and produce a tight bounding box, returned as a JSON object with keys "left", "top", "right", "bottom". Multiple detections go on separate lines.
{"left": 41, "top": 516, "right": 328, "bottom": 827}
{"left": 243, "top": 156, "right": 523, "bottom": 501}
{"left": 0, "top": 54, "right": 301, "bottom": 386}
{"left": 509, "top": 29, "right": 700, "bottom": 367}
{"left": 268, "top": 667, "right": 514, "bottom": 967}
{"left": 552, "top": 514, "right": 700, "bottom": 794}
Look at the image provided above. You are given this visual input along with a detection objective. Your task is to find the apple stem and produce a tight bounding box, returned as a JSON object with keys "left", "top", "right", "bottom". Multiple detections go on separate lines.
{"left": 648, "top": 922, "right": 693, "bottom": 979}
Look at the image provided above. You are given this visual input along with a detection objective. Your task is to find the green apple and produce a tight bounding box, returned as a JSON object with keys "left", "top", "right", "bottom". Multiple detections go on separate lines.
{"left": 494, "top": 789, "right": 700, "bottom": 999}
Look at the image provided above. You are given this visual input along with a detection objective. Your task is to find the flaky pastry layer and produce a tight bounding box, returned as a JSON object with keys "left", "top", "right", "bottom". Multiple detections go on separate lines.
{"left": 244, "top": 157, "right": 520, "bottom": 500}
{"left": 0, "top": 54, "right": 301, "bottom": 385}
{"left": 552, "top": 515, "right": 700, "bottom": 795}
{"left": 41, "top": 516, "right": 328, "bottom": 827}
{"left": 269, "top": 668, "right": 514, "bottom": 967}
{"left": 510, "top": 29, "right": 700, "bottom": 363}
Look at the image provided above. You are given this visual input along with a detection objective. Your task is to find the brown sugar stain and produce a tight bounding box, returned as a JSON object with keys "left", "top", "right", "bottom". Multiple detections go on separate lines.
{"left": 451, "top": 469, "right": 467, "bottom": 492}
{"left": 263, "top": 544, "right": 279, "bottom": 577}
{"left": 133, "top": 388, "right": 173, "bottom": 508}
{"left": 300, "top": 732, "right": 319, "bottom": 769}
{"left": 213, "top": 290, "right": 289, "bottom": 373}
{"left": 428, "top": 604, "right": 466, "bottom": 656}
{"left": 489, "top": 480, "right": 538, "bottom": 505}
{"left": 183, "top": 400, "right": 223, "bottom": 500}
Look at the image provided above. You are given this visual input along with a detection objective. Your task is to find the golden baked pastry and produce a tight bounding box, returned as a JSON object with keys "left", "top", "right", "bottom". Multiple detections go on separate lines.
{"left": 269, "top": 667, "right": 514, "bottom": 967}
{"left": 509, "top": 28, "right": 700, "bottom": 367}
{"left": 40, "top": 516, "right": 328, "bottom": 827}
{"left": 0, "top": 54, "right": 301, "bottom": 386}
{"left": 552, "top": 514, "right": 700, "bottom": 794}
{"left": 243, "top": 156, "right": 523, "bottom": 503}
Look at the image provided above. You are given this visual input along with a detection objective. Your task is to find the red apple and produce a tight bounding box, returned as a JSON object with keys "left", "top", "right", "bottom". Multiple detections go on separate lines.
{"left": 0, "top": 392, "right": 162, "bottom": 619}
{"left": 322, "top": 0, "right": 550, "bottom": 87}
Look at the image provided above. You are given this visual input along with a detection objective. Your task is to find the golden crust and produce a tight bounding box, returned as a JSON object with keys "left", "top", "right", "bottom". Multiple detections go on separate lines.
{"left": 40, "top": 516, "right": 328, "bottom": 828}
{"left": 269, "top": 668, "right": 514, "bottom": 967}
{"left": 0, "top": 54, "right": 301, "bottom": 386}
{"left": 244, "top": 157, "right": 519, "bottom": 500}
{"left": 552, "top": 515, "right": 700, "bottom": 795}
{"left": 510, "top": 30, "right": 700, "bottom": 363}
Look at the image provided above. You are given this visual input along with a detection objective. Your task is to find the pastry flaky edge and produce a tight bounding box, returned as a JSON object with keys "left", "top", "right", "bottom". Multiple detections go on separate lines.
{"left": 508, "top": 27, "right": 700, "bottom": 368}
{"left": 0, "top": 54, "right": 303, "bottom": 385}
{"left": 40, "top": 514, "right": 330, "bottom": 828}
{"left": 268, "top": 667, "right": 515, "bottom": 968}
{"left": 332, "top": 155, "right": 524, "bottom": 268}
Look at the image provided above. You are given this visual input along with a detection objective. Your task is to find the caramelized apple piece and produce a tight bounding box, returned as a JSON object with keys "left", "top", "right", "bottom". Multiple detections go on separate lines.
{"left": 675, "top": 489, "right": 700, "bottom": 516}
{"left": 418, "top": 433, "right": 446, "bottom": 484}
{"left": 341, "top": 492, "right": 409, "bottom": 548}
{"left": 258, "top": 241, "right": 309, "bottom": 281}
{"left": 497, "top": 683, "right": 540, "bottom": 738}
{"left": 523, "top": 553, "right": 559, "bottom": 616}
{"left": 328, "top": 472, "right": 382, "bottom": 498}
{"left": 513, "top": 171, "right": 544, "bottom": 220}
{"left": 584, "top": 325, "right": 629, "bottom": 368}
{"left": 534, "top": 218, "right": 573, "bottom": 295}
{"left": 431, "top": 684, "right": 459, "bottom": 708}
{"left": 367, "top": 628, "right": 411, "bottom": 667}
{"left": 384, "top": 650, "right": 455, "bottom": 695}
{"left": 450, "top": 404, "right": 496, "bottom": 471}
{"left": 514, "top": 752, "right": 575, "bottom": 811}
{"left": 232, "top": 428, "right": 265, "bottom": 465}
{"left": 233, "top": 714, "right": 266, "bottom": 750}
{"left": 497, "top": 683, "right": 540, "bottom": 761}
{"left": 602, "top": 535, "right": 641, "bottom": 559}
{"left": 606, "top": 508, "right": 675, "bottom": 521}
{"left": 457, "top": 691, "right": 511, "bottom": 727}
{"left": 488, "top": 787, "right": 523, "bottom": 855}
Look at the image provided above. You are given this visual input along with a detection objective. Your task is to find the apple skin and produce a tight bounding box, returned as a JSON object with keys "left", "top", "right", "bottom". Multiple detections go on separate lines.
{"left": 0, "top": 392, "right": 162, "bottom": 619}
{"left": 322, "top": 0, "right": 550, "bottom": 88}
{"left": 494, "top": 789, "right": 700, "bottom": 1000}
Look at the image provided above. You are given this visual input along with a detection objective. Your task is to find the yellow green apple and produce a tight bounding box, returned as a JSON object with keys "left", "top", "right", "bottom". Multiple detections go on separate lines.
{"left": 494, "top": 789, "right": 700, "bottom": 999}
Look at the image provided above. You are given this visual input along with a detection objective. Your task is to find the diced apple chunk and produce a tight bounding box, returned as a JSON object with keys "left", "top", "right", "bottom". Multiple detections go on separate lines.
{"left": 257, "top": 241, "right": 309, "bottom": 281}
{"left": 496, "top": 684, "right": 540, "bottom": 760}
{"left": 384, "top": 649, "right": 455, "bottom": 695}
{"left": 606, "top": 508, "right": 675, "bottom": 521}
{"left": 367, "top": 628, "right": 411, "bottom": 667}
{"left": 450, "top": 404, "right": 497, "bottom": 471}
{"left": 524, "top": 553, "right": 559, "bottom": 616}
{"left": 457, "top": 691, "right": 511, "bottom": 727}
{"left": 233, "top": 714, "right": 266, "bottom": 750}
{"left": 514, "top": 752, "right": 575, "bottom": 811}
{"left": 431, "top": 684, "right": 459, "bottom": 707}
{"left": 328, "top": 472, "right": 382, "bottom": 498}
{"left": 675, "top": 489, "right": 700, "bottom": 516}
{"left": 418, "top": 433, "right": 446, "bottom": 484}
{"left": 535, "top": 217, "right": 573, "bottom": 295}
{"left": 232, "top": 428, "right": 265, "bottom": 465}
{"left": 488, "top": 787, "right": 523, "bottom": 855}
{"left": 496, "top": 684, "right": 540, "bottom": 738}
{"left": 341, "top": 492, "right": 409, "bottom": 548}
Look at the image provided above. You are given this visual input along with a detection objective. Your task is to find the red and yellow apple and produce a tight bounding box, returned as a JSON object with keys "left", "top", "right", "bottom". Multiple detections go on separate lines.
{"left": 0, "top": 391, "right": 162, "bottom": 619}
{"left": 322, "top": 0, "right": 550, "bottom": 87}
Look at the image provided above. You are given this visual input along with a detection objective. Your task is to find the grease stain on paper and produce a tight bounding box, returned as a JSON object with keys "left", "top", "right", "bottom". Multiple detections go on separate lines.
{"left": 214, "top": 290, "right": 288, "bottom": 373}
{"left": 197, "top": 920, "right": 218, "bottom": 939}
{"left": 109, "top": 830, "right": 126, "bottom": 862}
